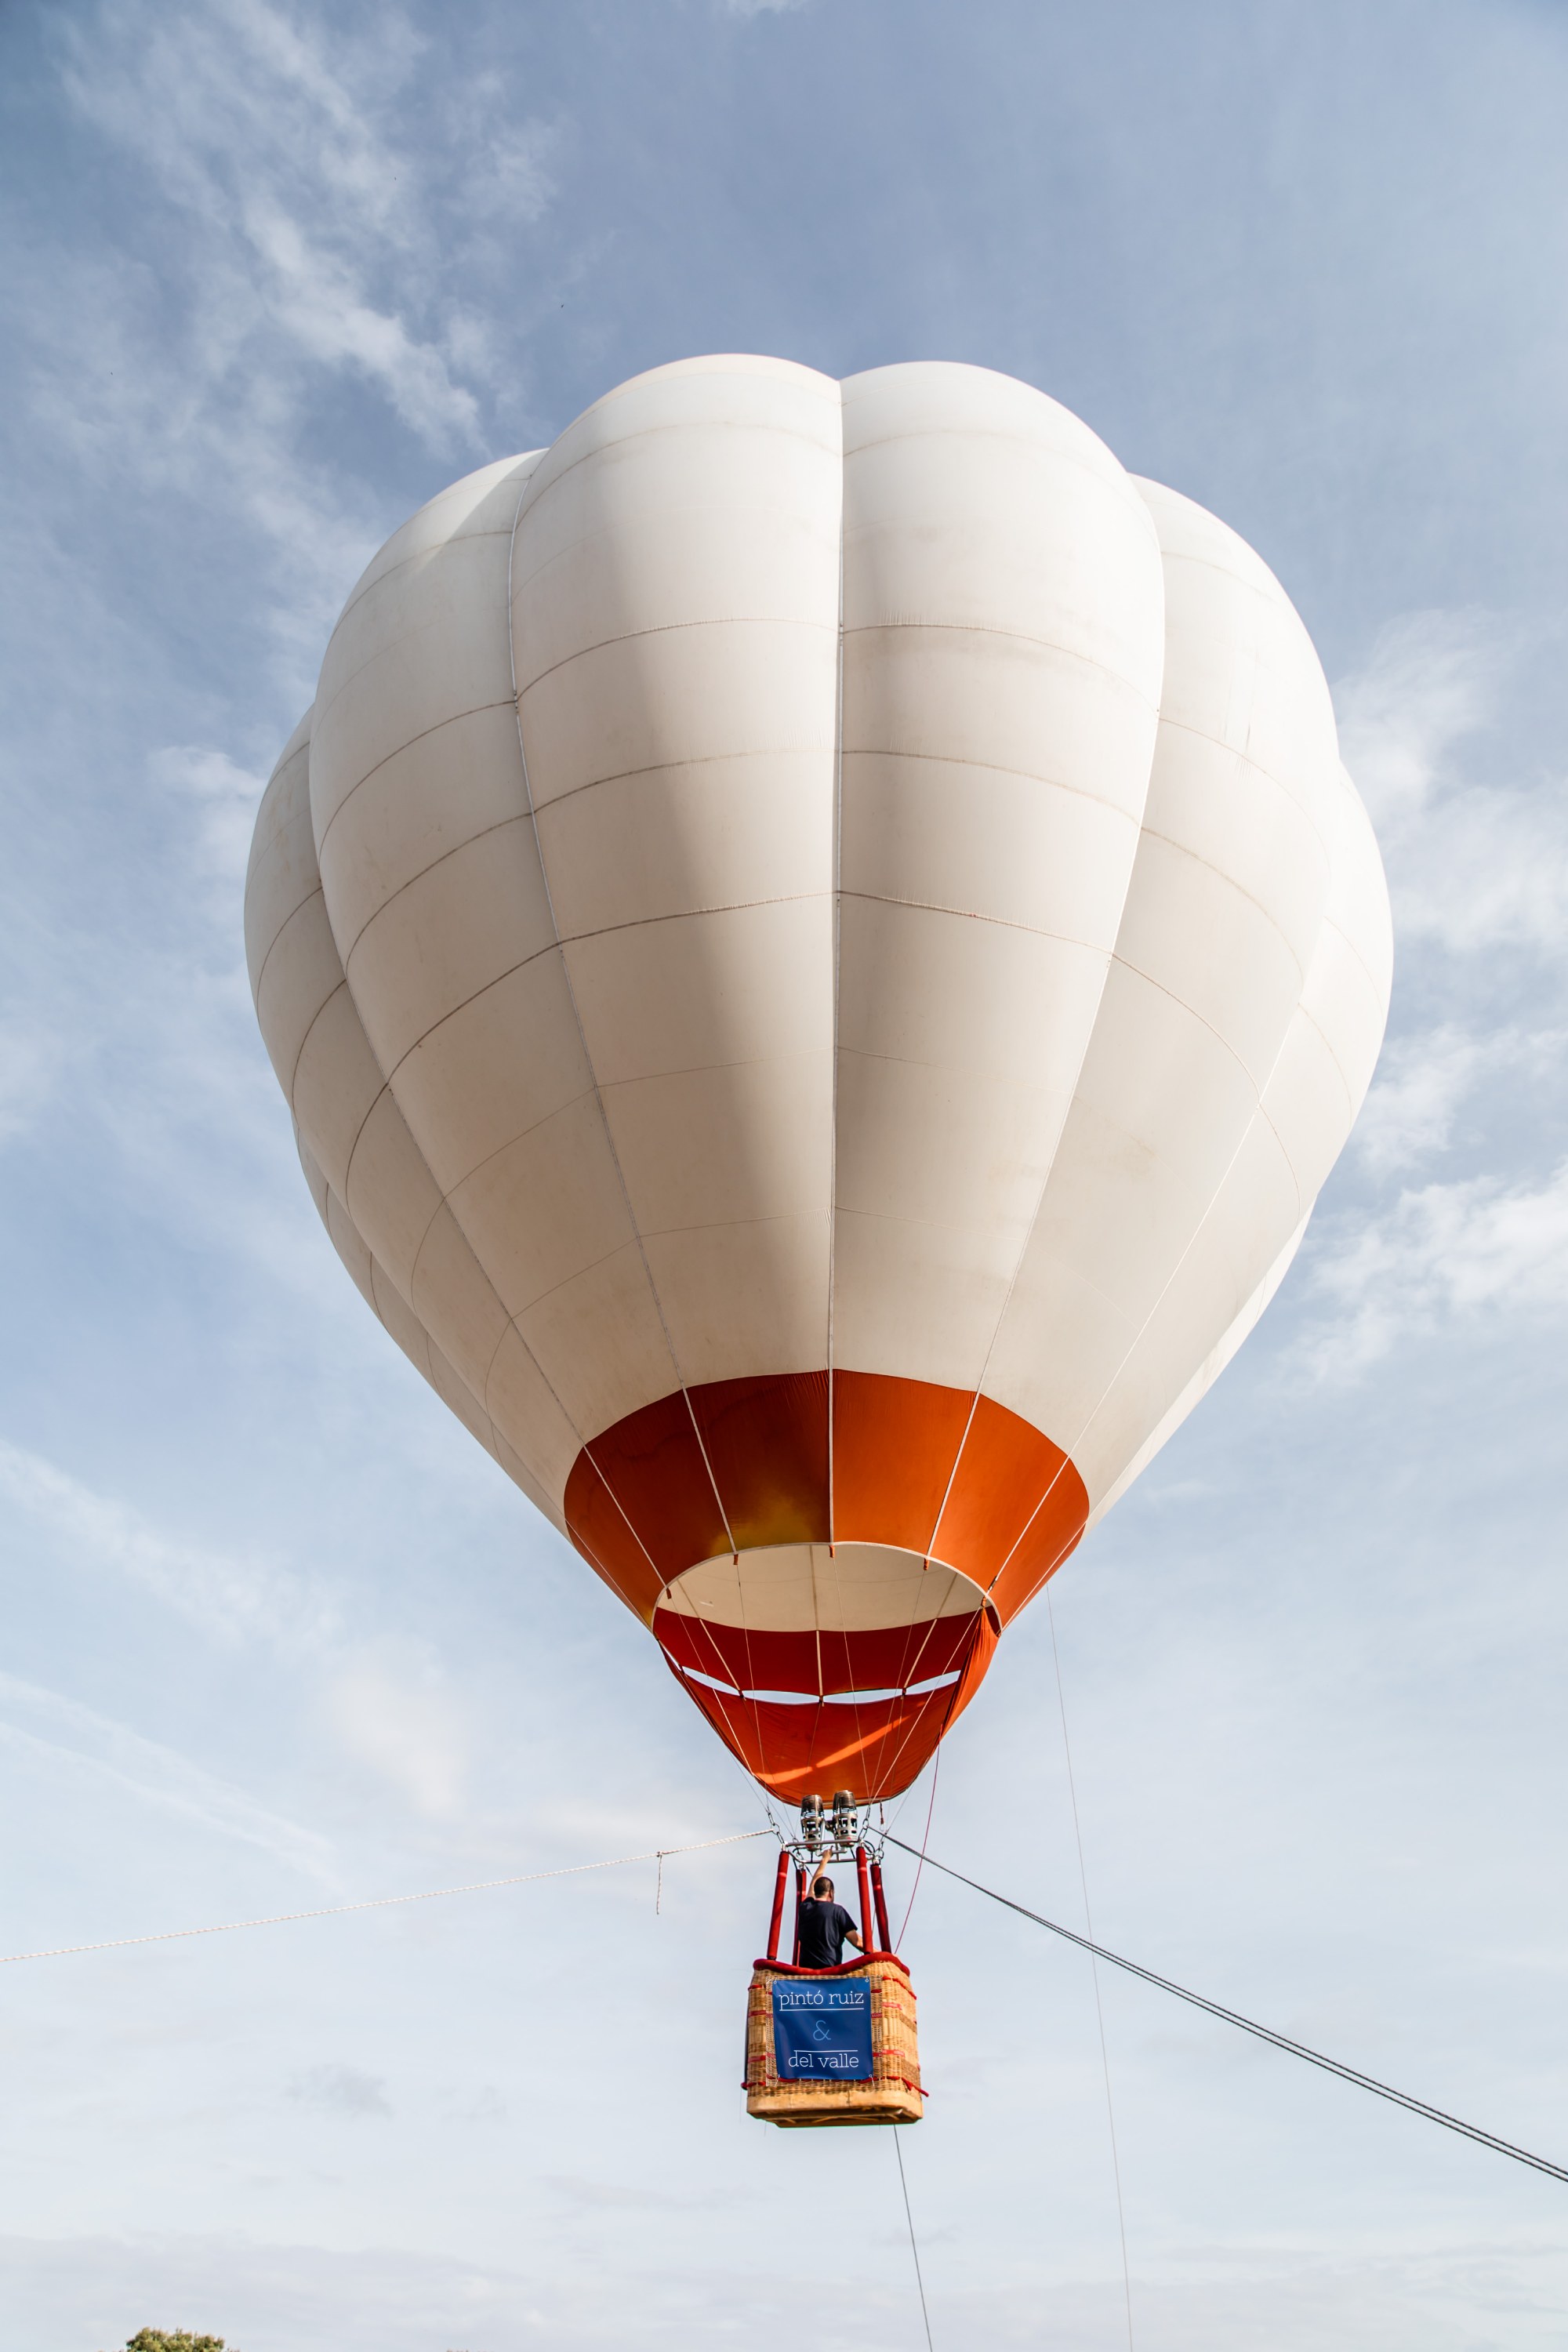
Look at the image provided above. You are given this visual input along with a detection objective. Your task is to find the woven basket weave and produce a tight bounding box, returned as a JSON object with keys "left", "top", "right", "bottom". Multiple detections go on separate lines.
{"left": 744, "top": 1955, "right": 924, "bottom": 2127}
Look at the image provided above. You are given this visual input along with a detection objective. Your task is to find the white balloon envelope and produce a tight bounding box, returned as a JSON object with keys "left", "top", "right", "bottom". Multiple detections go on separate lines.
{"left": 245, "top": 358, "right": 1391, "bottom": 1802}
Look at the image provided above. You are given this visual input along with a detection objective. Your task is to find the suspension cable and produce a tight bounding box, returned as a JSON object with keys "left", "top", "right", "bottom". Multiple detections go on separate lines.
{"left": 1047, "top": 1589, "right": 1134, "bottom": 2351}
{"left": 884, "top": 1838, "right": 1568, "bottom": 2187}
{"left": 895, "top": 2129, "right": 935, "bottom": 2350}
{"left": 895, "top": 1746, "right": 941, "bottom": 1951}
{"left": 0, "top": 1831, "right": 769, "bottom": 1967}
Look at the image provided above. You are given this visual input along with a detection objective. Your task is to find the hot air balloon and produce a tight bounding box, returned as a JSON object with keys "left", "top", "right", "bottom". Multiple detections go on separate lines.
{"left": 245, "top": 356, "right": 1391, "bottom": 1834}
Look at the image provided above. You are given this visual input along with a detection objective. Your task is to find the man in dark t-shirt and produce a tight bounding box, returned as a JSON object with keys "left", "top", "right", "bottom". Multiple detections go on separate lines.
{"left": 797, "top": 1873, "right": 864, "bottom": 1969}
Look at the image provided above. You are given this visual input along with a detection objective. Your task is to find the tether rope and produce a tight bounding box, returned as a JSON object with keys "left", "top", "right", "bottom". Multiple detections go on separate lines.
{"left": 1047, "top": 1590, "right": 1134, "bottom": 2351}
{"left": 894, "top": 2129, "right": 935, "bottom": 2351}
{"left": 885, "top": 1838, "right": 1568, "bottom": 2186}
{"left": 0, "top": 1831, "right": 768, "bottom": 1967}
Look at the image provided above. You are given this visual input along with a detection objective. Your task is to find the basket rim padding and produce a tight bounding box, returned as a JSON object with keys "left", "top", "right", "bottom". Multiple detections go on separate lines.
{"left": 750, "top": 1952, "right": 911, "bottom": 1979}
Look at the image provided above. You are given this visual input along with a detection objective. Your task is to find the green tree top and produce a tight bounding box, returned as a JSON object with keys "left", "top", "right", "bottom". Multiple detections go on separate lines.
{"left": 122, "top": 2332, "right": 229, "bottom": 2351}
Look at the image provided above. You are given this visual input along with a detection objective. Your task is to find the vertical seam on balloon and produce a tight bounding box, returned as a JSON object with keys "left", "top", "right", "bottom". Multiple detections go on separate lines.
{"left": 873, "top": 1578, "right": 974, "bottom": 1792}
{"left": 362, "top": 1075, "right": 588, "bottom": 1486}
{"left": 826, "top": 388, "right": 847, "bottom": 1563}
{"left": 1078, "top": 1205, "right": 1308, "bottom": 1538}
{"left": 579, "top": 1444, "right": 663, "bottom": 1584}
{"left": 691, "top": 1610, "right": 754, "bottom": 1708}
{"left": 673, "top": 1608, "right": 769, "bottom": 1783}
{"left": 504, "top": 466, "right": 739, "bottom": 1564}
{"left": 282, "top": 466, "right": 596, "bottom": 1523}
{"left": 287, "top": 975, "right": 355, "bottom": 1109}
{"left": 728, "top": 1495, "right": 764, "bottom": 1770}
{"left": 568, "top": 1509, "right": 644, "bottom": 1614}
{"left": 361, "top": 1172, "right": 509, "bottom": 1473}
{"left": 900, "top": 504, "right": 1174, "bottom": 1571}
{"left": 477, "top": 1301, "right": 596, "bottom": 1493}
{"left": 828, "top": 1554, "right": 866, "bottom": 1773}
{"left": 919, "top": 942, "right": 1119, "bottom": 1563}
{"left": 886, "top": 1570, "right": 965, "bottom": 1705}
{"left": 314, "top": 991, "right": 559, "bottom": 1490}
{"left": 988, "top": 949, "right": 1322, "bottom": 1594}
{"left": 254, "top": 881, "right": 324, "bottom": 1012}
{"left": 864, "top": 552, "right": 1162, "bottom": 1571}
{"left": 294, "top": 729, "right": 538, "bottom": 1477}
{"left": 874, "top": 1630, "right": 971, "bottom": 1798}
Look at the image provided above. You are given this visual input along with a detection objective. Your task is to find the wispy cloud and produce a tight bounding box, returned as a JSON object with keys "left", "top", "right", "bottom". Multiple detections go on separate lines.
{"left": 0, "top": 1439, "right": 337, "bottom": 1652}
{"left": 1305, "top": 1160, "right": 1568, "bottom": 1374}
{"left": 1319, "top": 613, "right": 1568, "bottom": 1371}
{"left": 1354, "top": 1022, "right": 1566, "bottom": 1177}
{"left": 56, "top": 0, "right": 481, "bottom": 448}
{"left": 1336, "top": 609, "right": 1503, "bottom": 831}
{"left": 152, "top": 745, "right": 270, "bottom": 899}
{"left": 22, "top": 0, "right": 559, "bottom": 673}
{"left": 1336, "top": 610, "right": 1568, "bottom": 958}
{"left": 0, "top": 1671, "right": 335, "bottom": 1882}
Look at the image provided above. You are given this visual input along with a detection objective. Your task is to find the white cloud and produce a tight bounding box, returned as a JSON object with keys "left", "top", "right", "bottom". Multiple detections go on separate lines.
{"left": 56, "top": 0, "right": 480, "bottom": 448}
{"left": 1355, "top": 1023, "right": 1565, "bottom": 1176}
{"left": 20, "top": 0, "right": 557, "bottom": 680}
{"left": 1396, "top": 786, "right": 1568, "bottom": 956}
{"left": 326, "top": 1657, "right": 468, "bottom": 1818}
{"left": 152, "top": 745, "right": 269, "bottom": 894}
{"left": 437, "top": 81, "right": 560, "bottom": 228}
{"left": 1306, "top": 1159, "right": 1568, "bottom": 1373}
{"left": 0, "top": 1439, "right": 337, "bottom": 1653}
{"left": 0, "top": 1671, "right": 335, "bottom": 1883}
{"left": 1336, "top": 611, "right": 1568, "bottom": 958}
{"left": 1336, "top": 609, "right": 1502, "bottom": 831}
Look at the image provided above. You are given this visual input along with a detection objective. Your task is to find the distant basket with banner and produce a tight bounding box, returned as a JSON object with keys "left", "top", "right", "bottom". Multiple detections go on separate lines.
{"left": 744, "top": 1810, "right": 924, "bottom": 2127}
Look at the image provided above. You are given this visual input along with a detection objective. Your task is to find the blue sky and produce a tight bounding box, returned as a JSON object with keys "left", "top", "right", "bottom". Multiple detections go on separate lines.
{"left": 3, "top": 2, "right": 1568, "bottom": 2347}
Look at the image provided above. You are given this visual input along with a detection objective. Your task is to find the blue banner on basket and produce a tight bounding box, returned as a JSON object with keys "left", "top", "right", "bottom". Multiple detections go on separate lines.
{"left": 772, "top": 1976, "right": 874, "bottom": 2080}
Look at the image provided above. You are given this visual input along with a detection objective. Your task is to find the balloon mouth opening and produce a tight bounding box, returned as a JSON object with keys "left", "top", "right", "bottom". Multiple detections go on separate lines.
{"left": 561, "top": 1367, "right": 1087, "bottom": 1798}
{"left": 652, "top": 1540, "right": 1000, "bottom": 1803}
{"left": 654, "top": 1538, "right": 988, "bottom": 1700}
{"left": 658, "top": 1538, "right": 988, "bottom": 1629}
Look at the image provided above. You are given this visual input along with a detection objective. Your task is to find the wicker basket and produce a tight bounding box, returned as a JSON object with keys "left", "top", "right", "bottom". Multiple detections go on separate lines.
{"left": 744, "top": 1955, "right": 924, "bottom": 2127}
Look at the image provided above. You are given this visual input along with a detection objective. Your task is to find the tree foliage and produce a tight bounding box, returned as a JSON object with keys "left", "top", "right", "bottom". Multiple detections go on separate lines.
{"left": 122, "top": 2332, "right": 229, "bottom": 2351}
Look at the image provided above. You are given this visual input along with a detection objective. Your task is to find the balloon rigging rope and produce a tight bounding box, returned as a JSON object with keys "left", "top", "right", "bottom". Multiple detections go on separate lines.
{"left": 0, "top": 1831, "right": 769, "bottom": 1969}
{"left": 893, "top": 1744, "right": 941, "bottom": 1951}
{"left": 1048, "top": 1591, "right": 1135, "bottom": 2352}
{"left": 894, "top": 2128, "right": 935, "bottom": 2352}
{"left": 883, "top": 1835, "right": 1568, "bottom": 2187}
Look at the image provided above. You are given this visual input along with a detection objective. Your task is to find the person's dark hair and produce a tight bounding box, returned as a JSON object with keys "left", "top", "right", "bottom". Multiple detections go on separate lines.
{"left": 813, "top": 1875, "right": 833, "bottom": 1896}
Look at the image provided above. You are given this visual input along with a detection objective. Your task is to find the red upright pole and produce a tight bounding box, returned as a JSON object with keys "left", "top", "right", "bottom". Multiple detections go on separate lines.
{"left": 792, "top": 1864, "right": 807, "bottom": 1965}
{"left": 766, "top": 1849, "right": 790, "bottom": 1962}
{"left": 855, "top": 1844, "right": 876, "bottom": 1955}
{"left": 870, "top": 1857, "right": 892, "bottom": 1953}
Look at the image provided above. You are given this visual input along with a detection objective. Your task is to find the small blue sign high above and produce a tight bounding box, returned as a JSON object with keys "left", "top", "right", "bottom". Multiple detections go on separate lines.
{"left": 772, "top": 1976, "right": 874, "bottom": 2080}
